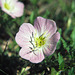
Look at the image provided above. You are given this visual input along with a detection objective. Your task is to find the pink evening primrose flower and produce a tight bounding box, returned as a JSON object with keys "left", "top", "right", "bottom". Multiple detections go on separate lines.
{"left": 0, "top": 0, "right": 24, "bottom": 18}
{"left": 15, "top": 17, "right": 60, "bottom": 63}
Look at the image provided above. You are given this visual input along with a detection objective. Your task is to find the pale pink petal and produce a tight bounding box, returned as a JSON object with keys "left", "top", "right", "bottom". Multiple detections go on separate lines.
{"left": 6, "top": 0, "right": 18, "bottom": 5}
{"left": 19, "top": 47, "right": 45, "bottom": 63}
{"left": 29, "top": 49, "right": 45, "bottom": 63}
{"left": 19, "top": 47, "right": 32, "bottom": 60}
{"left": 0, "top": 0, "right": 24, "bottom": 18}
{"left": 1, "top": 0, "right": 17, "bottom": 8}
{"left": 0, "top": 0, "right": 1, "bottom": 7}
{"left": 12, "top": 2, "right": 24, "bottom": 17}
{"left": 0, "top": 0, "right": 5, "bottom": 7}
{"left": 45, "top": 19, "right": 57, "bottom": 37}
{"left": 11, "top": 0, "right": 18, "bottom": 2}
{"left": 19, "top": 23, "right": 35, "bottom": 35}
{"left": 15, "top": 23, "right": 35, "bottom": 47}
{"left": 15, "top": 31, "right": 32, "bottom": 47}
{"left": 34, "top": 17, "right": 57, "bottom": 37}
{"left": 43, "top": 45, "right": 56, "bottom": 56}
{"left": 34, "top": 17, "right": 46, "bottom": 33}
{"left": 2, "top": 8, "right": 16, "bottom": 18}
{"left": 49, "top": 32, "right": 60, "bottom": 43}
{"left": 44, "top": 32, "right": 60, "bottom": 56}
{"left": 1, "top": 0, "right": 15, "bottom": 18}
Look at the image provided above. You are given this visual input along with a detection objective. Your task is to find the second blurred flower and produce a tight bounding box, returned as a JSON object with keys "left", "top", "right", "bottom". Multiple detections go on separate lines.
{"left": 0, "top": 0, "right": 24, "bottom": 18}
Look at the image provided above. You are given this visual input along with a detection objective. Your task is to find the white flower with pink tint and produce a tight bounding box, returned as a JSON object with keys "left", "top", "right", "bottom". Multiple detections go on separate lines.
{"left": 0, "top": 0, "right": 24, "bottom": 18}
{"left": 15, "top": 17, "right": 60, "bottom": 63}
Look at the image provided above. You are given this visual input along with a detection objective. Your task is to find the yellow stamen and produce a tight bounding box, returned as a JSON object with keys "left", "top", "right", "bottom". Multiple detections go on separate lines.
{"left": 4, "top": 3, "right": 10, "bottom": 10}
{"left": 34, "top": 34, "right": 46, "bottom": 47}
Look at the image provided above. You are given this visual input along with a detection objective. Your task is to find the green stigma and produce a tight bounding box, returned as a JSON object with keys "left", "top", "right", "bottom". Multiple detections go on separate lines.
{"left": 4, "top": 3, "right": 10, "bottom": 10}
{"left": 34, "top": 34, "right": 46, "bottom": 47}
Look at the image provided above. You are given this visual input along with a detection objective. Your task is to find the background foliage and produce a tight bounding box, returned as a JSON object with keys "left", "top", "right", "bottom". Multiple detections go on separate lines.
{"left": 0, "top": 0, "right": 75, "bottom": 75}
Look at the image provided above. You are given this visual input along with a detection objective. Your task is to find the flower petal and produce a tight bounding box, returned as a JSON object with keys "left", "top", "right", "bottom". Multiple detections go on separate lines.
{"left": 2, "top": 8, "right": 16, "bottom": 18}
{"left": 44, "top": 32, "right": 60, "bottom": 56}
{"left": 34, "top": 17, "right": 57, "bottom": 37}
{"left": 19, "top": 23, "right": 35, "bottom": 36}
{"left": 1, "top": 0, "right": 16, "bottom": 18}
{"left": 29, "top": 49, "right": 45, "bottom": 63}
{"left": 0, "top": 0, "right": 5, "bottom": 7}
{"left": 6, "top": 0, "right": 18, "bottom": 5}
{"left": 34, "top": 17, "right": 46, "bottom": 34}
{"left": 43, "top": 45, "right": 56, "bottom": 56}
{"left": 19, "top": 47, "right": 45, "bottom": 63}
{"left": 19, "top": 47, "right": 32, "bottom": 60}
{"left": 15, "top": 31, "right": 32, "bottom": 47}
{"left": 15, "top": 23, "right": 35, "bottom": 47}
{"left": 0, "top": 0, "right": 1, "bottom": 7}
{"left": 12, "top": 2, "right": 24, "bottom": 17}
{"left": 49, "top": 32, "right": 60, "bottom": 43}
{"left": 0, "top": 0, "right": 24, "bottom": 18}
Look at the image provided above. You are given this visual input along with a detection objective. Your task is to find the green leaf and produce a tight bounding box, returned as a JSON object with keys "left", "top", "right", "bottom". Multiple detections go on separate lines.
{"left": 20, "top": 68, "right": 27, "bottom": 75}
{"left": 58, "top": 53, "right": 64, "bottom": 65}
{"left": 30, "top": 11, "right": 34, "bottom": 24}
{"left": 56, "top": 39, "right": 61, "bottom": 50}
{"left": 68, "top": 67, "right": 74, "bottom": 75}
{"left": 51, "top": 68, "right": 57, "bottom": 75}
{"left": 58, "top": 53, "right": 65, "bottom": 70}
{"left": 61, "top": 37, "right": 70, "bottom": 53}
{"left": 56, "top": 70, "right": 62, "bottom": 75}
{"left": 71, "top": 27, "right": 75, "bottom": 46}
{"left": 30, "top": 0, "right": 38, "bottom": 5}
{"left": 71, "top": 0, "right": 75, "bottom": 12}
{"left": 58, "top": 0, "right": 66, "bottom": 11}
{"left": 58, "top": 28, "right": 62, "bottom": 36}
{"left": 5, "top": 26, "right": 14, "bottom": 39}
{"left": 0, "top": 69, "right": 8, "bottom": 75}
{"left": 0, "top": 47, "right": 3, "bottom": 54}
{"left": 56, "top": 28, "right": 62, "bottom": 49}
{"left": 43, "top": 10, "right": 50, "bottom": 18}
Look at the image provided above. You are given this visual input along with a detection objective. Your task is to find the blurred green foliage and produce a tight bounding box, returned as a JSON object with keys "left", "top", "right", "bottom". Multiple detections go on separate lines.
{"left": 0, "top": 0, "right": 75, "bottom": 75}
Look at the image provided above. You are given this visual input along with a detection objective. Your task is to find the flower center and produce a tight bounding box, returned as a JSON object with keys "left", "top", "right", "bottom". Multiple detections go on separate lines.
{"left": 34, "top": 34, "right": 46, "bottom": 48}
{"left": 4, "top": 3, "right": 10, "bottom": 10}
{"left": 29, "top": 32, "right": 47, "bottom": 51}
